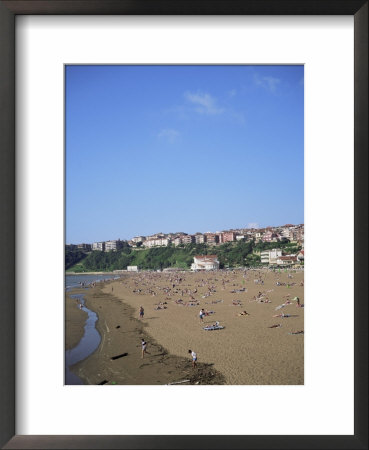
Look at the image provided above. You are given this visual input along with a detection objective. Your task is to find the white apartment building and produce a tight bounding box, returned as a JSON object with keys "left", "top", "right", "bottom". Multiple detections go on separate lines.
{"left": 173, "top": 237, "right": 182, "bottom": 246}
{"left": 105, "top": 240, "right": 124, "bottom": 252}
{"left": 191, "top": 255, "right": 220, "bottom": 271}
{"left": 255, "top": 232, "right": 263, "bottom": 241}
{"left": 195, "top": 234, "right": 206, "bottom": 244}
{"left": 142, "top": 238, "right": 170, "bottom": 248}
{"left": 182, "top": 235, "right": 195, "bottom": 244}
{"left": 260, "top": 248, "right": 282, "bottom": 264}
{"left": 131, "top": 236, "right": 146, "bottom": 243}
{"left": 92, "top": 242, "right": 105, "bottom": 251}
{"left": 142, "top": 239, "right": 155, "bottom": 248}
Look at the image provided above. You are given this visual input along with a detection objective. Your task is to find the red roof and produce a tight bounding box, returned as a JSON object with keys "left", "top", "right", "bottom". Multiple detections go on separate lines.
{"left": 195, "top": 255, "right": 217, "bottom": 260}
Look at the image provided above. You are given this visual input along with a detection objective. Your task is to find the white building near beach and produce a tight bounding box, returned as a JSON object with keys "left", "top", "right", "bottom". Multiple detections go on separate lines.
{"left": 191, "top": 255, "right": 220, "bottom": 271}
{"left": 260, "top": 248, "right": 282, "bottom": 264}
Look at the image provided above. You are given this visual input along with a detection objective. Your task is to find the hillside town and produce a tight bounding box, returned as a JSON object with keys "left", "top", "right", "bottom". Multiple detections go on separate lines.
{"left": 66, "top": 223, "right": 304, "bottom": 269}
{"left": 67, "top": 223, "right": 304, "bottom": 251}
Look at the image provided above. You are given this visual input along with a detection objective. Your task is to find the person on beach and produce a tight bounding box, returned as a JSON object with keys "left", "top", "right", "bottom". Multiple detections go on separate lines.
{"left": 141, "top": 338, "right": 147, "bottom": 358}
{"left": 139, "top": 306, "right": 144, "bottom": 319}
{"left": 199, "top": 309, "right": 205, "bottom": 323}
{"left": 188, "top": 349, "right": 197, "bottom": 368}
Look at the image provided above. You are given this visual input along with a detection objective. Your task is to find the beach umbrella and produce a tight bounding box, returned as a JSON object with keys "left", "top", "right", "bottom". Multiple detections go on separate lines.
{"left": 292, "top": 296, "right": 299, "bottom": 301}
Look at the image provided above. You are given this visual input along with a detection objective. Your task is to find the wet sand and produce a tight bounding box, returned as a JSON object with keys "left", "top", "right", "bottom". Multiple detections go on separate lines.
{"left": 65, "top": 292, "right": 88, "bottom": 350}
{"left": 68, "top": 268, "right": 304, "bottom": 385}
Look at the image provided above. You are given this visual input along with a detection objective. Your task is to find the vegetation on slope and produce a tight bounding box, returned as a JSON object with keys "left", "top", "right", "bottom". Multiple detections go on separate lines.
{"left": 66, "top": 240, "right": 302, "bottom": 272}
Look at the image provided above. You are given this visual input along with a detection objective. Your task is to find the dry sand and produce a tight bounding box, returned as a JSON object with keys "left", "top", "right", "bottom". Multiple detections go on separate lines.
{"left": 67, "top": 268, "right": 304, "bottom": 385}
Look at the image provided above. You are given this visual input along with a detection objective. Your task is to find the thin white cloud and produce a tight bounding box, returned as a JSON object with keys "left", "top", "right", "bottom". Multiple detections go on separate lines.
{"left": 162, "top": 91, "right": 245, "bottom": 125}
{"left": 157, "top": 128, "right": 180, "bottom": 143}
{"left": 184, "top": 91, "right": 224, "bottom": 115}
{"left": 254, "top": 74, "right": 281, "bottom": 93}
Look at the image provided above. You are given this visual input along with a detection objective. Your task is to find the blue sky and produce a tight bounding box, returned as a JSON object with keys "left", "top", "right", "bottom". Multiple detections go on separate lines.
{"left": 66, "top": 65, "right": 304, "bottom": 244}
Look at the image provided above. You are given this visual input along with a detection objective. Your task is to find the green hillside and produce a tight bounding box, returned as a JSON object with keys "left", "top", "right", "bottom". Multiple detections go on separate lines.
{"left": 66, "top": 240, "right": 302, "bottom": 272}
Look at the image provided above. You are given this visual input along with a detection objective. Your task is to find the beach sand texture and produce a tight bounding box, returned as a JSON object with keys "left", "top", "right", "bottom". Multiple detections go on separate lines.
{"left": 65, "top": 294, "right": 88, "bottom": 350}
{"left": 69, "top": 287, "right": 224, "bottom": 385}
{"left": 68, "top": 269, "right": 304, "bottom": 385}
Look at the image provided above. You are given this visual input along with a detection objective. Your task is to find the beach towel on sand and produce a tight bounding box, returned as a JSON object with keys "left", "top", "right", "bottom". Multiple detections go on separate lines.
{"left": 203, "top": 321, "right": 224, "bottom": 331}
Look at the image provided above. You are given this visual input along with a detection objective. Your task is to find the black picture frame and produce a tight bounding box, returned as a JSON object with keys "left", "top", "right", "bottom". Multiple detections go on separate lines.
{"left": 0, "top": 1, "right": 367, "bottom": 449}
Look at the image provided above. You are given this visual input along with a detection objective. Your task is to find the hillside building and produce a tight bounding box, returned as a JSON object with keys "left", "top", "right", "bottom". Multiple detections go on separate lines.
{"left": 191, "top": 255, "right": 220, "bottom": 271}
{"left": 260, "top": 248, "right": 283, "bottom": 264}
{"left": 92, "top": 242, "right": 105, "bottom": 251}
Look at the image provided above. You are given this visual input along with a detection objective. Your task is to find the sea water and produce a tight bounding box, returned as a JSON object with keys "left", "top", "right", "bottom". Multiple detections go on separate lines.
{"left": 64, "top": 274, "right": 120, "bottom": 385}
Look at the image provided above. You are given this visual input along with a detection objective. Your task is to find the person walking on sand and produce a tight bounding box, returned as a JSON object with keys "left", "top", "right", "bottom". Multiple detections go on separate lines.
{"left": 139, "top": 306, "right": 144, "bottom": 319}
{"left": 141, "top": 338, "right": 147, "bottom": 358}
{"left": 199, "top": 308, "right": 205, "bottom": 323}
{"left": 188, "top": 349, "right": 197, "bottom": 368}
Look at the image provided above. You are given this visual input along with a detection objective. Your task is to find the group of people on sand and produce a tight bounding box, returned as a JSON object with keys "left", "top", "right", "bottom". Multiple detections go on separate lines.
{"left": 154, "top": 302, "right": 167, "bottom": 310}
{"left": 140, "top": 337, "right": 199, "bottom": 370}
{"left": 124, "top": 268, "right": 303, "bottom": 365}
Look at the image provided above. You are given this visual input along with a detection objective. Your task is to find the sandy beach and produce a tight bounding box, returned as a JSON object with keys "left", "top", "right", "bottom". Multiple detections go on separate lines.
{"left": 68, "top": 285, "right": 224, "bottom": 385}
{"left": 66, "top": 268, "right": 304, "bottom": 385}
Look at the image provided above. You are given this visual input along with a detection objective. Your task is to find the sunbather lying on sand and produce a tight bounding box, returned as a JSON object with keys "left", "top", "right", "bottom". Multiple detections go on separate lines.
{"left": 237, "top": 311, "right": 249, "bottom": 316}
{"left": 268, "top": 324, "right": 282, "bottom": 328}
{"left": 154, "top": 305, "right": 167, "bottom": 310}
{"left": 205, "top": 321, "right": 221, "bottom": 328}
{"left": 258, "top": 298, "right": 271, "bottom": 303}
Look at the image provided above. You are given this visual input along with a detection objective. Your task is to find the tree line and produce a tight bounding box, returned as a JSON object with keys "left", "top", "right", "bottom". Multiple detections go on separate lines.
{"left": 65, "top": 239, "right": 301, "bottom": 273}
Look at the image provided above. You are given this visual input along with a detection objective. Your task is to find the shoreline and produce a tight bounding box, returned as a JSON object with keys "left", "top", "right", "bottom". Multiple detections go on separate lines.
{"left": 66, "top": 271, "right": 121, "bottom": 276}
{"left": 69, "top": 283, "right": 225, "bottom": 385}
{"left": 65, "top": 290, "right": 88, "bottom": 350}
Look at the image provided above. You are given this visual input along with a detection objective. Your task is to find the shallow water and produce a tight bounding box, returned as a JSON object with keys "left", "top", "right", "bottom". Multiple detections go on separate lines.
{"left": 64, "top": 274, "right": 119, "bottom": 385}
{"left": 65, "top": 293, "right": 101, "bottom": 384}
{"left": 65, "top": 274, "right": 118, "bottom": 385}
{"left": 65, "top": 274, "right": 118, "bottom": 290}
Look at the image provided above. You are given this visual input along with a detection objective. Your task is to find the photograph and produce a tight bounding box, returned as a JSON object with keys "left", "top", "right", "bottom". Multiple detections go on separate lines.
{"left": 65, "top": 65, "right": 305, "bottom": 386}
{"left": 1, "top": 0, "right": 367, "bottom": 446}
